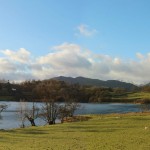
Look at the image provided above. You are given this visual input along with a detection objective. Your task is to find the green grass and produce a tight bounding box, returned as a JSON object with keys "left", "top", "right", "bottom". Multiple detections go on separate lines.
{"left": 1, "top": 113, "right": 150, "bottom": 149}
{"left": 112, "top": 92, "right": 150, "bottom": 103}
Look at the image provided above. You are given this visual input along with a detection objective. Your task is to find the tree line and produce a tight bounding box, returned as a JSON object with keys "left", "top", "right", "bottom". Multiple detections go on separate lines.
{"left": 0, "top": 79, "right": 115, "bottom": 103}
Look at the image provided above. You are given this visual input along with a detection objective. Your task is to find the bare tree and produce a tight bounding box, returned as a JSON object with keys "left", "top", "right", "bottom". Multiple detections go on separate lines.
{"left": 17, "top": 100, "right": 39, "bottom": 127}
{"left": 32, "top": 80, "right": 81, "bottom": 124}
{"left": 58, "top": 104, "right": 70, "bottom": 123}
{"left": 33, "top": 80, "right": 63, "bottom": 125}
{"left": 40, "top": 99, "right": 59, "bottom": 125}
{"left": 67, "top": 102, "right": 80, "bottom": 117}
{"left": 0, "top": 104, "right": 8, "bottom": 114}
{"left": 24, "top": 102, "right": 39, "bottom": 126}
{"left": 58, "top": 102, "right": 80, "bottom": 123}
{"left": 0, "top": 103, "right": 7, "bottom": 121}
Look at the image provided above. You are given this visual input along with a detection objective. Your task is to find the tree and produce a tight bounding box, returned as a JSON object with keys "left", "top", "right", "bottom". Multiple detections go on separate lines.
{"left": 58, "top": 104, "right": 71, "bottom": 123}
{"left": 17, "top": 100, "right": 39, "bottom": 127}
{"left": 0, "top": 104, "right": 8, "bottom": 114}
{"left": 58, "top": 102, "right": 80, "bottom": 123}
{"left": 40, "top": 99, "right": 59, "bottom": 125}
{"left": 66, "top": 102, "right": 80, "bottom": 117}
{"left": 32, "top": 80, "right": 81, "bottom": 124}
{"left": 24, "top": 102, "right": 39, "bottom": 126}
{"left": 33, "top": 80, "right": 63, "bottom": 125}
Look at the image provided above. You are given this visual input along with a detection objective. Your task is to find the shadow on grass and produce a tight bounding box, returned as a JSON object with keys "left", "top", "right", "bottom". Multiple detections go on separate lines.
{"left": 20, "top": 129, "right": 48, "bottom": 135}
{"left": 66, "top": 124, "right": 119, "bottom": 133}
{"left": 0, "top": 129, "right": 17, "bottom": 133}
{"left": 2, "top": 128, "right": 48, "bottom": 135}
{"left": 128, "top": 117, "right": 150, "bottom": 121}
{"left": 63, "top": 128, "right": 117, "bottom": 133}
{"left": 64, "top": 116, "right": 92, "bottom": 123}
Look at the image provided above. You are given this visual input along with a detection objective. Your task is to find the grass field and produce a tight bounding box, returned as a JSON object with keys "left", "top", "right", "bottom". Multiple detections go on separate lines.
{"left": 126, "top": 92, "right": 150, "bottom": 99}
{"left": 112, "top": 92, "right": 150, "bottom": 103}
{"left": 1, "top": 113, "right": 150, "bottom": 150}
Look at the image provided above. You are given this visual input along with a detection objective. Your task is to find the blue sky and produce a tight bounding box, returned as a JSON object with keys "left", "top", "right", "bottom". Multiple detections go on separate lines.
{"left": 0, "top": 0, "right": 150, "bottom": 84}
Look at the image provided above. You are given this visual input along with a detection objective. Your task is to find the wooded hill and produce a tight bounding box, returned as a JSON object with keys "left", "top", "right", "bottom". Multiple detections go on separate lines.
{"left": 0, "top": 77, "right": 147, "bottom": 103}
{"left": 53, "top": 76, "right": 138, "bottom": 91}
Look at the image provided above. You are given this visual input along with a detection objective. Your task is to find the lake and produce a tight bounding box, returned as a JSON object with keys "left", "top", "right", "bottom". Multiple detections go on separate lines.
{"left": 0, "top": 101, "right": 142, "bottom": 129}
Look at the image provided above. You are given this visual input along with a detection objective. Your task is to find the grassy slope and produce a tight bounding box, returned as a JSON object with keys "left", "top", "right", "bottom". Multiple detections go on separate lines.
{"left": 112, "top": 92, "right": 150, "bottom": 102}
{"left": 1, "top": 113, "right": 150, "bottom": 150}
{"left": 127, "top": 92, "right": 150, "bottom": 99}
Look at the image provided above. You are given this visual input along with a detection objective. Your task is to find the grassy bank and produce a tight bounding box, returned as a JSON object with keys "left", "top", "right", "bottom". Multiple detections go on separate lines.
{"left": 1, "top": 113, "right": 150, "bottom": 150}
{"left": 112, "top": 92, "right": 150, "bottom": 103}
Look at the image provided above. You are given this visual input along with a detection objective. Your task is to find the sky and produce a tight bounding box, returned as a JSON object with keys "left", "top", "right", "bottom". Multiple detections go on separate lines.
{"left": 0, "top": 0, "right": 150, "bottom": 84}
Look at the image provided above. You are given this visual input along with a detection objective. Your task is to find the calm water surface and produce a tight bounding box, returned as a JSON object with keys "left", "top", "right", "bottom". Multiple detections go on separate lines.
{"left": 0, "top": 101, "right": 141, "bottom": 129}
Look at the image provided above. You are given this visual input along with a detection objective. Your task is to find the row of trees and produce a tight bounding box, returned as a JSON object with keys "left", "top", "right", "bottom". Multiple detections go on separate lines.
{"left": 0, "top": 101, "right": 80, "bottom": 128}
{"left": 1, "top": 78, "right": 141, "bottom": 103}
{"left": 17, "top": 100, "right": 79, "bottom": 128}
{"left": 0, "top": 79, "right": 115, "bottom": 102}
{"left": 20, "top": 79, "right": 113, "bottom": 103}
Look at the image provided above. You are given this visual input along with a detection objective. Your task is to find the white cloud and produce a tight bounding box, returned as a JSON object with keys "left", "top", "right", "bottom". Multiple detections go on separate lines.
{"left": 76, "top": 24, "right": 97, "bottom": 37}
{"left": 1, "top": 48, "right": 31, "bottom": 64}
{"left": 0, "top": 48, "right": 33, "bottom": 82}
{"left": 136, "top": 52, "right": 144, "bottom": 60}
{"left": 0, "top": 58, "right": 16, "bottom": 72}
{"left": 0, "top": 44, "right": 150, "bottom": 84}
{"left": 37, "top": 43, "right": 91, "bottom": 69}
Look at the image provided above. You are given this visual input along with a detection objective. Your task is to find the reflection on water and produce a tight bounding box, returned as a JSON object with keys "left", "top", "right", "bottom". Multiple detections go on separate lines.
{"left": 0, "top": 101, "right": 142, "bottom": 129}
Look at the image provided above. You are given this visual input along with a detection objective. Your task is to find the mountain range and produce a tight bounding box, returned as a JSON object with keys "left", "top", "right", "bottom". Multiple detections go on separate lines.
{"left": 53, "top": 76, "right": 138, "bottom": 91}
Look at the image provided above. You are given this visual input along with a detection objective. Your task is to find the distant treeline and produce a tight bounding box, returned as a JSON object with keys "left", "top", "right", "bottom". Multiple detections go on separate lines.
{"left": 0, "top": 79, "right": 146, "bottom": 103}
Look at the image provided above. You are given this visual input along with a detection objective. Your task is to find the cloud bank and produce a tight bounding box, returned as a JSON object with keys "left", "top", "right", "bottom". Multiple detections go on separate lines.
{"left": 0, "top": 43, "right": 149, "bottom": 84}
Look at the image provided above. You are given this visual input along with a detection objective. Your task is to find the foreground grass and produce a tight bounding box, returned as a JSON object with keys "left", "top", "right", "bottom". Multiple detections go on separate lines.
{"left": 1, "top": 113, "right": 150, "bottom": 150}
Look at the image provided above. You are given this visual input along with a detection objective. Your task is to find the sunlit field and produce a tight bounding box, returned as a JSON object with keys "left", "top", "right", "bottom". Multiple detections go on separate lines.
{"left": 1, "top": 113, "right": 150, "bottom": 150}
{"left": 112, "top": 92, "right": 150, "bottom": 103}
{"left": 127, "top": 92, "right": 150, "bottom": 99}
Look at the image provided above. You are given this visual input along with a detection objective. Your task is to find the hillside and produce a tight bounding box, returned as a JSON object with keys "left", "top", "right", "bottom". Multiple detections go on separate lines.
{"left": 53, "top": 76, "right": 138, "bottom": 91}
